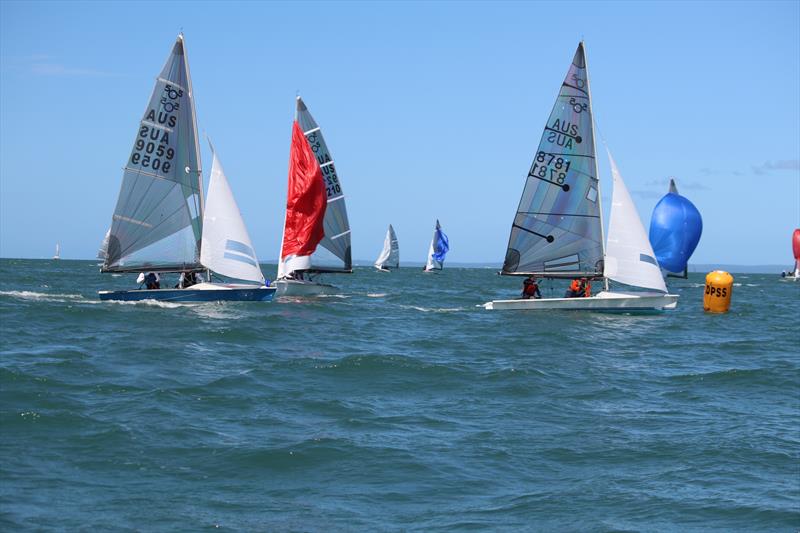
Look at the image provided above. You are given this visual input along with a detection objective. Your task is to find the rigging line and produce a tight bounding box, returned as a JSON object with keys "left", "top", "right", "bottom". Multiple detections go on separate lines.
{"left": 561, "top": 82, "right": 588, "bottom": 95}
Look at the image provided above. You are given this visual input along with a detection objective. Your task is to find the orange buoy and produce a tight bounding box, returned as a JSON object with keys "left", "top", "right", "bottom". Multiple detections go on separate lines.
{"left": 704, "top": 271, "right": 733, "bottom": 313}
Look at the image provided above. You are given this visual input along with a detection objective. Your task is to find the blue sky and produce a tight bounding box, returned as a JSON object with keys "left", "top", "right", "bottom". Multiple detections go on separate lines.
{"left": 1, "top": 1, "right": 798, "bottom": 265}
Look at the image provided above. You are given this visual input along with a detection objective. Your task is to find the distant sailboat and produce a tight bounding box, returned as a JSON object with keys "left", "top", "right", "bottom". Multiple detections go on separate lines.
{"left": 53, "top": 243, "right": 60, "bottom": 260}
{"left": 423, "top": 220, "right": 449, "bottom": 272}
{"left": 276, "top": 96, "right": 352, "bottom": 296}
{"left": 483, "top": 42, "right": 677, "bottom": 311}
{"left": 783, "top": 229, "right": 800, "bottom": 281}
{"left": 97, "top": 35, "right": 274, "bottom": 302}
{"left": 649, "top": 178, "right": 702, "bottom": 278}
{"left": 374, "top": 224, "right": 399, "bottom": 271}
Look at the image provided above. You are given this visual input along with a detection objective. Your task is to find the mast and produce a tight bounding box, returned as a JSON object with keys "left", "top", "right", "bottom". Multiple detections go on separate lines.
{"left": 179, "top": 32, "right": 207, "bottom": 279}
{"left": 582, "top": 40, "right": 610, "bottom": 291}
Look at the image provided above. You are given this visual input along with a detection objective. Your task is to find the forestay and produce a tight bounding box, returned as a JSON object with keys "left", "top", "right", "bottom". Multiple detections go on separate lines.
{"left": 200, "top": 141, "right": 265, "bottom": 284}
{"left": 102, "top": 35, "right": 203, "bottom": 272}
{"left": 296, "top": 97, "right": 352, "bottom": 272}
{"left": 604, "top": 149, "right": 668, "bottom": 293}
{"left": 502, "top": 42, "right": 603, "bottom": 277}
{"left": 375, "top": 224, "right": 399, "bottom": 269}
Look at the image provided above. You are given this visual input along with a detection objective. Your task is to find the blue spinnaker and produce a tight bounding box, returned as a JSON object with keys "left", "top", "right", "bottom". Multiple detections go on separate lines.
{"left": 433, "top": 227, "right": 449, "bottom": 262}
{"left": 648, "top": 180, "right": 702, "bottom": 274}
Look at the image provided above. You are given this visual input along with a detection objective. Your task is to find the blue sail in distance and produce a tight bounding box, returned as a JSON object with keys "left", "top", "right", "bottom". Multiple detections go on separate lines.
{"left": 648, "top": 179, "right": 702, "bottom": 274}
{"left": 433, "top": 223, "right": 449, "bottom": 262}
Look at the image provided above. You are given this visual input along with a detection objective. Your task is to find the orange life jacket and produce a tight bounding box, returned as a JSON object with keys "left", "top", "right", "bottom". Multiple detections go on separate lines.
{"left": 570, "top": 279, "right": 581, "bottom": 292}
{"left": 584, "top": 281, "right": 592, "bottom": 297}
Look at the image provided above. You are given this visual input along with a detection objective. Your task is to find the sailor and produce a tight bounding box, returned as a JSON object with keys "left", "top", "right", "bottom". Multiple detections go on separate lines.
{"left": 521, "top": 276, "right": 541, "bottom": 299}
{"left": 580, "top": 277, "right": 592, "bottom": 297}
{"left": 176, "top": 271, "right": 198, "bottom": 289}
{"left": 565, "top": 278, "right": 582, "bottom": 298}
{"left": 143, "top": 272, "right": 160, "bottom": 290}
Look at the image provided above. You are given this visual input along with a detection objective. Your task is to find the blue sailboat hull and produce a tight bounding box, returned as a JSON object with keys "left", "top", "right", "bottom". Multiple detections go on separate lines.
{"left": 98, "top": 283, "right": 276, "bottom": 302}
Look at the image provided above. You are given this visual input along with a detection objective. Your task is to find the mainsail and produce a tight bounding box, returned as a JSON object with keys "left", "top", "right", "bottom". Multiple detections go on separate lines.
{"left": 502, "top": 42, "right": 603, "bottom": 277}
{"left": 278, "top": 121, "right": 327, "bottom": 278}
{"left": 604, "top": 149, "right": 668, "bottom": 293}
{"left": 425, "top": 220, "right": 449, "bottom": 271}
{"left": 200, "top": 141, "right": 265, "bottom": 284}
{"left": 648, "top": 178, "right": 703, "bottom": 275}
{"left": 375, "top": 224, "right": 399, "bottom": 269}
{"left": 102, "top": 34, "right": 203, "bottom": 273}
{"left": 295, "top": 97, "right": 352, "bottom": 273}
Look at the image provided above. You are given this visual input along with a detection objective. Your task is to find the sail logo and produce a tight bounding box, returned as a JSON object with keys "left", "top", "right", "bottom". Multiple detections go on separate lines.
{"left": 224, "top": 240, "right": 259, "bottom": 268}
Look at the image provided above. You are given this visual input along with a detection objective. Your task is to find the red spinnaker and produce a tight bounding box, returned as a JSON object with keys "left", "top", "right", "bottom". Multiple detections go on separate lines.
{"left": 793, "top": 229, "right": 800, "bottom": 264}
{"left": 281, "top": 121, "right": 326, "bottom": 260}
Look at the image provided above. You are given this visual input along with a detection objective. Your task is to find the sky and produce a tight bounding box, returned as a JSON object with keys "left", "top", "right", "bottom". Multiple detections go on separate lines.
{"left": 1, "top": 0, "right": 798, "bottom": 266}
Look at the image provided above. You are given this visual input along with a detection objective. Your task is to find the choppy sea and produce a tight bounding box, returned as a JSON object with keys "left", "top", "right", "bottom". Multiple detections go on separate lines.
{"left": 1, "top": 258, "right": 798, "bottom": 531}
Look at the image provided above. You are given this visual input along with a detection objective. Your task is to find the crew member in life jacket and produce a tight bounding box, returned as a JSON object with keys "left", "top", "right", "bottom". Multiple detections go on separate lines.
{"left": 565, "top": 277, "right": 590, "bottom": 298}
{"left": 521, "top": 276, "right": 541, "bottom": 299}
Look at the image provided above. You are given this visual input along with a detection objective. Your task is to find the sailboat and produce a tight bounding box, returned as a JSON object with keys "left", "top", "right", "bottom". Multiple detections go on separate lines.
{"left": 276, "top": 96, "right": 352, "bottom": 296}
{"left": 782, "top": 229, "right": 800, "bottom": 281}
{"left": 649, "top": 178, "right": 702, "bottom": 278}
{"left": 374, "top": 224, "right": 399, "bottom": 271}
{"left": 483, "top": 42, "right": 678, "bottom": 311}
{"left": 98, "top": 35, "right": 274, "bottom": 302}
{"left": 53, "top": 243, "right": 60, "bottom": 260}
{"left": 423, "top": 220, "right": 449, "bottom": 272}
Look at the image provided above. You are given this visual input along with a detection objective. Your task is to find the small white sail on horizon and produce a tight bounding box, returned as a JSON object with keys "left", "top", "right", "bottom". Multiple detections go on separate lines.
{"left": 53, "top": 243, "right": 60, "bottom": 260}
{"left": 200, "top": 140, "right": 265, "bottom": 284}
{"left": 374, "top": 224, "right": 399, "bottom": 270}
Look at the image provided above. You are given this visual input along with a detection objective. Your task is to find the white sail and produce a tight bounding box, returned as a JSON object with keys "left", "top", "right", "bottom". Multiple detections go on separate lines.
{"left": 604, "top": 149, "right": 667, "bottom": 293}
{"left": 53, "top": 243, "right": 60, "bottom": 260}
{"left": 200, "top": 141, "right": 265, "bottom": 284}
{"left": 375, "top": 224, "right": 399, "bottom": 269}
{"left": 424, "top": 240, "right": 439, "bottom": 271}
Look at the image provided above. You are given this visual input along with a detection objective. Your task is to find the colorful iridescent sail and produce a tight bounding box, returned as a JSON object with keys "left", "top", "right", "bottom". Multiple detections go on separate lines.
{"left": 295, "top": 97, "right": 352, "bottom": 273}
{"left": 102, "top": 35, "right": 203, "bottom": 272}
{"left": 502, "top": 42, "right": 603, "bottom": 277}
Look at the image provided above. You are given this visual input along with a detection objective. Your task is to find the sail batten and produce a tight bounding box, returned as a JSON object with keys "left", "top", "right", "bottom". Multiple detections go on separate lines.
{"left": 502, "top": 42, "right": 604, "bottom": 277}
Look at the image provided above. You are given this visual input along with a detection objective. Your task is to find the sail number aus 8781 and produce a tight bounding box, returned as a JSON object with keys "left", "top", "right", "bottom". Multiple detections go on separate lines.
{"left": 530, "top": 152, "right": 571, "bottom": 184}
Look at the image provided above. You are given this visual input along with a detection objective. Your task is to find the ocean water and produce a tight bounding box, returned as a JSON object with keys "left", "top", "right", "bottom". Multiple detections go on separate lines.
{"left": 1, "top": 258, "right": 798, "bottom": 531}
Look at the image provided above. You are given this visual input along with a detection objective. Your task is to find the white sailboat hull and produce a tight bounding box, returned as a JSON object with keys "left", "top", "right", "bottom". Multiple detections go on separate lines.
{"left": 275, "top": 279, "right": 338, "bottom": 296}
{"left": 483, "top": 290, "right": 678, "bottom": 311}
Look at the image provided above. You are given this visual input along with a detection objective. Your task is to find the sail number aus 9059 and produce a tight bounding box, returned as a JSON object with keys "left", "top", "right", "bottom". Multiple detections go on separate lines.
{"left": 530, "top": 152, "right": 571, "bottom": 184}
